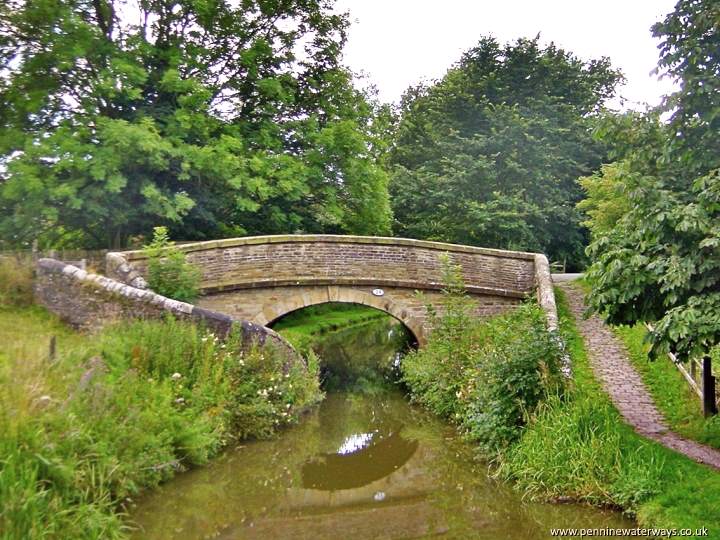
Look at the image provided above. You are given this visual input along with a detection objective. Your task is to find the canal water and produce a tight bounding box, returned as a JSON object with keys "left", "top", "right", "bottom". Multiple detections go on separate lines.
{"left": 129, "top": 314, "right": 636, "bottom": 539}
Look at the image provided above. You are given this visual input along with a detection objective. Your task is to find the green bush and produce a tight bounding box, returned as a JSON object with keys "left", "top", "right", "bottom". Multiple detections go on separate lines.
{"left": 98, "top": 317, "right": 323, "bottom": 443}
{"left": 142, "top": 226, "right": 201, "bottom": 303}
{"left": 401, "top": 255, "right": 565, "bottom": 454}
{"left": 0, "top": 256, "right": 34, "bottom": 307}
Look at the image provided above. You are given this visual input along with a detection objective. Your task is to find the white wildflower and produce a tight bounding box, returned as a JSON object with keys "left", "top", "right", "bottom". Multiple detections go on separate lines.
{"left": 171, "top": 372, "right": 182, "bottom": 381}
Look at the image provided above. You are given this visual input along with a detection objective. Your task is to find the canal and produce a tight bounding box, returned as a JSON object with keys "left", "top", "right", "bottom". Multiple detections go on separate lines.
{"left": 129, "top": 308, "right": 636, "bottom": 539}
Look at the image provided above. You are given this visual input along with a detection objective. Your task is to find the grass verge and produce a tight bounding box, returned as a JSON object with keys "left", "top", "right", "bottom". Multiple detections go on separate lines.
{"left": 615, "top": 323, "right": 720, "bottom": 450}
{"left": 0, "top": 305, "right": 322, "bottom": 539}
{"left": 497, "top": 286, "right": 720, "bottom": 534}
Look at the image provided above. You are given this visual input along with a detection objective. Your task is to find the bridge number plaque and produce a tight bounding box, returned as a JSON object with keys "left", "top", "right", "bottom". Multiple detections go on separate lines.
{"left": 372, "top": 288, "right": 385, "bottom": 297}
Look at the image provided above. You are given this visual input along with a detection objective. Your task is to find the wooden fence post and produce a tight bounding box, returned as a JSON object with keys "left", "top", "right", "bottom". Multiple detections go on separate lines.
{"left": 49, "top": 335, "right": 57, "bottom": 362}
{"left": 702, "top": 356, "right": 718, "bottom": 417}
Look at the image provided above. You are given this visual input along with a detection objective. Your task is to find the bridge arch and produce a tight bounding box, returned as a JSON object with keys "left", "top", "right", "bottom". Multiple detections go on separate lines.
{"left": 108, "top": 234, "right": 559, "bottom": 347}
{"left": 260, "top": 288, "right": 426, "bottom": 346}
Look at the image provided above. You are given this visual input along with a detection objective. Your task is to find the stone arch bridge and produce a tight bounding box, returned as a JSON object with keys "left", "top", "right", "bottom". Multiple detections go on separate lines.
{"left": 107, "top": 235, "right": 557, "bottom": 346}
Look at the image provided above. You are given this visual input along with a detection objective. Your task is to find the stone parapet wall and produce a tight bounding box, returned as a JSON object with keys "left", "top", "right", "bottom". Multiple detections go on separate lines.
{"left": 110, "top": 235, "right": 536, "bottom": 296}
{"left": 106, "top": 234, "right": 559, "bottom": 344}
{"left": 533, "top": 254, "right": 558, "bottom": 332}
{"left": 34, "top": 258, "right": 298, "bottom": 361}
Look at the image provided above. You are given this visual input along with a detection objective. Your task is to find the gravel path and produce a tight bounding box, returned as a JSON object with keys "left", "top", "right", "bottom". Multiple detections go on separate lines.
{"left": 559, "top": 283, "right": 720, "bottom": 470}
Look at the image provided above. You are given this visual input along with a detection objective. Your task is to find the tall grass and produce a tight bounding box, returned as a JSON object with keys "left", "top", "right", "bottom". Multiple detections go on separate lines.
{"left": 0, "top": 257, "right": 34, "bottom": 307}
{"left": 497, "top": 394, "right": 666, "bottom": 509}
{"left": 0, "top": 308, "right": 322, "bottom": 539}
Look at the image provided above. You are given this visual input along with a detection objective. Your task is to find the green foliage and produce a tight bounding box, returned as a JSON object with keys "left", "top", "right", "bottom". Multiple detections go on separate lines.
{"left": 581, "top": 0, "right": 720, "bottom": 359}
{"left": 390, "top": 36, "right": 622, "bottom": 269}
{"left": 142, "top": 226, "right": 201, "bottom": 303}
{"left": 499, "top": 287, "right": 720, "bottom": 532}
{"left": 0, "top": 257, "right": 33, "bottom": 307}
{"left": 652, "top": 0, "right": 720, "bottom": 174}
{"left": 0, "top": 307, "right": 321, "bottom": 539}
{"left": 0, "top": 0, "right": 391, "bottom": 249}
{"left": 401, "top": 255, "right": 565, "bottom": 454}
{"left": 576, "top": 162, "right": 632, "bottom": 238}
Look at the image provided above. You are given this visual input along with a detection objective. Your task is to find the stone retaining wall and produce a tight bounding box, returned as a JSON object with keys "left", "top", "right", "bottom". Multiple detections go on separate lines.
{"left": 34, "top": 258, "right": 299, "bottom": 361}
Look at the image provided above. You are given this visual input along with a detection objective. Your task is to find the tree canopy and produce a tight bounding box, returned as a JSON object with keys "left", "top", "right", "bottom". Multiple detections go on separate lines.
{"left": 0, "top": 0, "right": 391, "bottom": 248}
{"left": 582, "top": 0, "right": 720, "bottom": 360}
{"left": 388, "top": 36, "right": 622, "bottom": 269}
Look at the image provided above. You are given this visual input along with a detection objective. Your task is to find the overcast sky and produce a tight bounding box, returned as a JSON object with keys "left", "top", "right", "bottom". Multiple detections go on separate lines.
{"left": 334, "top": 0, "right": 679, "bottom": 110}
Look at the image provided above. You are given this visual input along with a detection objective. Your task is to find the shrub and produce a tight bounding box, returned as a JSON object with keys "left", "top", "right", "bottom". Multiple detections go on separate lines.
{"left": 401, "top": 255, "right": 565, "bottom": 455}
{"left": 142, "top": 227, "right": 201, "bottom": 303}
{"left": 0, "top": 256, "right": 34, "bottom": 307}
{"left": 98, "top": 317, "right": 323, "bottom": 442}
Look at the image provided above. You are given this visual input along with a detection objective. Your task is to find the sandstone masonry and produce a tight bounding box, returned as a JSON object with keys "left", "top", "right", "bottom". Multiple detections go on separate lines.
{"left": 34, "top": 258, "right": 299, "bottom": 361}
{"left": 106, "top": 235, "right": 559, "bottom": 346}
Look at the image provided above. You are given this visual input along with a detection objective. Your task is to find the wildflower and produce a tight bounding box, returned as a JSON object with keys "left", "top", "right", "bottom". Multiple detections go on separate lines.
{"left": 171, "top": 372, "right": 182, "bottom": 380}
{"left": 175, "top": 397, "right": 185, "bottom": 404}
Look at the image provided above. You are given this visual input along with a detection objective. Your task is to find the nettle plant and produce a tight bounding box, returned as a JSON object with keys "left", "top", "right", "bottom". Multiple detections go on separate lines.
{"left": 142, "top": 226, "right": 201, "bottom": 303}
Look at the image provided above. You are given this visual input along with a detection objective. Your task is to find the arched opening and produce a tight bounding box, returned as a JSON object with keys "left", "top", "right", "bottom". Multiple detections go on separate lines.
{"left": 268, "top": 302, "right": 418, "bottom": 392}
{"left": 259, "top": 288, "right": 425, "bottom": 346}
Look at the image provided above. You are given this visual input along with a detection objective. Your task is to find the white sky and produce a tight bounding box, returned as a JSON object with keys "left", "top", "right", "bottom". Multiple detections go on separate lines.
{"left": 334, "top": 0, "right": 679, "bottom": 110}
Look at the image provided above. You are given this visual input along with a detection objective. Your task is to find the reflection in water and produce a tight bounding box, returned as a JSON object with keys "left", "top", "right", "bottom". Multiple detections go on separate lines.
{"left": 129, "top": 315, "right": 637, "bottom": 540}
{"left": 301, "top": 428, "right": 419, "bottom": 490}
{"left": 313, "top": 317, "right": 413, "bottom": 391}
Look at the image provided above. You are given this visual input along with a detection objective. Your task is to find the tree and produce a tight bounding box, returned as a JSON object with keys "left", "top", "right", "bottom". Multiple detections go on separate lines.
{"left": 0, "top": 0, "right": 391, "bottom": 249}
{"left": 582, "top": 0, "right": 720, "bottom": 360}
{"left": 389, "top": 36, "right": 622, "bottom": 269}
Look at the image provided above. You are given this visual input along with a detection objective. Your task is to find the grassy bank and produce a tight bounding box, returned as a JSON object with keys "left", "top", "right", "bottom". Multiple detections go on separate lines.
{"left": 498, "top": 287, "right": 720, "bottom": 533}
{"left": 0, "top": 304, "right": 322, "bottom": 539}
{"left": 271, "top": 302, "right": 387, "bottom": 351}
{"left": 400, "top": 275, "right": 720, "bottom": 533}
{"left": 615, "top": 323, "right": 720, "bottom": 450}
